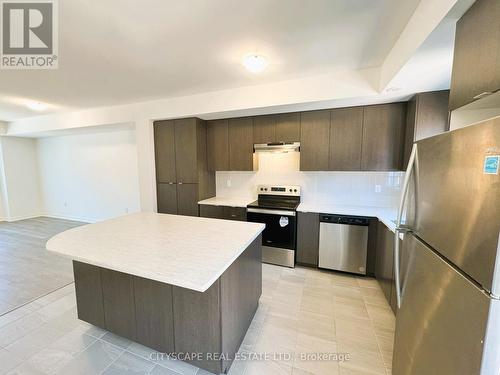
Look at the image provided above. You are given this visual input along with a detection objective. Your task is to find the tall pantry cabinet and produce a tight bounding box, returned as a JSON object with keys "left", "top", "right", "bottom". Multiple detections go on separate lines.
{"left": 154, "top": 118, "right": 215, "bottom": 216}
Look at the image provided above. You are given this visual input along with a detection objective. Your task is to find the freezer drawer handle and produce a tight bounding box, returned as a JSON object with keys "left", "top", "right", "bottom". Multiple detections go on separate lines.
{"left": 394, "top": 143, "right": 417, "bottom": 309}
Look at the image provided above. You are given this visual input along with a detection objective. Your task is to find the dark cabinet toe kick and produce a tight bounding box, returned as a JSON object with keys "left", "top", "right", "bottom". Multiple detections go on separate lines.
{"left": 73, "top": 235, "right": 262, "bottom": 374}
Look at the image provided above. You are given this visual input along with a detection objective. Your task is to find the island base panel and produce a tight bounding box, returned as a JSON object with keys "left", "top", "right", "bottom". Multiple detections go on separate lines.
{"left": 172, "top": 280, "right": 222, "bottom": 373}
{"left": 220, "top": 234, "right": 262, "bottom": 373}
{"left": 72, "top": 234, "right": 262, "bottom": 374}
{"left": 73, "top": 261, "right": 106, "bottom": 329}
{"left": 101, "top": 268, "right": 137, "bottom": 341}
{"left": 134, "top": 277, "right": 175, "bottom": 353}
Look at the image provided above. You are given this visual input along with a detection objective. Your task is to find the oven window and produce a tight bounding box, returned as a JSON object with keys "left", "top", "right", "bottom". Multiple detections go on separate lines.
{"left": 247, "top": 212, "right": 296, "bottom": 250}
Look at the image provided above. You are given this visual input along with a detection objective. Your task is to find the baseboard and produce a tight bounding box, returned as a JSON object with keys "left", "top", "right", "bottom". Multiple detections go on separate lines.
{"left": 2, "top": 212, "right": 120, "bottom": 224}
{"left": 42, "top": 213, "right": 95, "bottom": 223}
{"left": 4, "top": 213, "right": 44, "bottom": 222}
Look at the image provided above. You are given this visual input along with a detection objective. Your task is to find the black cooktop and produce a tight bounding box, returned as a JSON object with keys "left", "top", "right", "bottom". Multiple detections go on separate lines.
{"left": 247, "top": 195, "right": 300, "bottom": 211}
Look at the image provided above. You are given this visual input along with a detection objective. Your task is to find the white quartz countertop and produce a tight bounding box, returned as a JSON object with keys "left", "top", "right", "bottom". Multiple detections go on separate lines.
{"left": 46, "top": 213, "right": 265, "bottom": 292}
{"left": 297, "top": 203, "right": 399, "bottom": 233}
{"left": 198, "top": 197, "right": 254, "bottom": 208}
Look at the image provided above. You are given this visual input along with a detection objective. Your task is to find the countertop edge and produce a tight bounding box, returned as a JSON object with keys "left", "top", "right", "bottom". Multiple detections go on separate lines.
{"left": 46, "top": 224, "right": 265, "bottom": 293}
{"left": 297, "top": 204, "right": 398, "bottom": 233}
{"left": 198, "top": 197, "right": 253, "bottom": 208}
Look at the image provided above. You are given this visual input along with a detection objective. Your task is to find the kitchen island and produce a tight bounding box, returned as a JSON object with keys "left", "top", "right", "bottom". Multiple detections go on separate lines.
{"left": 46, "top": 213, "right": 265, "bottom": 374}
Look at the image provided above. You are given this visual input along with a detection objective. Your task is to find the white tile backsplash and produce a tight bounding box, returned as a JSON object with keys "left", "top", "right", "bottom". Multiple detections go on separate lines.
{"left": 216, "top": 152, "right": 403, "bottom": 208}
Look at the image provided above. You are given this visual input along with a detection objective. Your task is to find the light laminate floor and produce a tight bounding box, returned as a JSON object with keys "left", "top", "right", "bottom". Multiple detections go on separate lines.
{"left": 0, "top": 217, "right": 84, "bottom": 315}
{"left": 0, "top": 264, "right": 395, "bottom": 375}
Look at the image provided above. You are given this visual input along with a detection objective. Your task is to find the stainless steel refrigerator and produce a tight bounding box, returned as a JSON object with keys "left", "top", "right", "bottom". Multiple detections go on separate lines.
{"left": 392, "top": 117, "right": 500, "bottom": 375}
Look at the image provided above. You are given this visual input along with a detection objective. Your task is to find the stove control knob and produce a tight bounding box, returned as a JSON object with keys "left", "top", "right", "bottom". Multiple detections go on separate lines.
{"left": 294, "top": 189, "right": 297, "bottom": 192}
{"left": 260, "top": 188, "right": 263, "bottom": 191}
{"left": 289, "top": 189, "right": 292, "bottom": 192}
{"left": 264, "top": 188, "right": 268, "bottom": 191}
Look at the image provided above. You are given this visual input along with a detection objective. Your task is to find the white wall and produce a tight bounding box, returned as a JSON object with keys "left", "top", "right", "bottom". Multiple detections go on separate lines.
{"left": 4, "top": 69, "right": 440, "bottom": 214}
{"left": 2, "top": 2, "right": 470, "bottom": 213}
{"left": 216, "top": 152, "right": 403, "bottom": 208}
{"left": 0, "top": 137, "right": 42, "bottom": 220}
{"left": 0, "top": 157, "right": 6, "bottom": 221}
{"left": 36, "top": 127, "right": 141, "bottom": 222}
{"left": 0, "top": 196, "right": 5, "bottom": 221}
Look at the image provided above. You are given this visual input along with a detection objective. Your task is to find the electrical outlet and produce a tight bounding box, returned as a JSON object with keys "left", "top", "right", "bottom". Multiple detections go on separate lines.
{"left": 125, "top": 208, "right": 129, "bottom": 213}
{"left": 375, "top": 185, "right": 382, "bottom": 193}
{"left": 226, "top": 179, "right": 232, "bottom": 187}
{"left": 63, "top": 201, "right": 67, "bottom": 207}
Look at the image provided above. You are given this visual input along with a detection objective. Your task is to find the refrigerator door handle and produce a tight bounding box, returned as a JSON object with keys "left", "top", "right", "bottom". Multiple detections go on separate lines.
{"left": 394, "top": 143, "right": 418, "bottom": 309}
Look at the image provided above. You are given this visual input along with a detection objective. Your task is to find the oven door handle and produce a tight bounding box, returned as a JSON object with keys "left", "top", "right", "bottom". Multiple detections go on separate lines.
{"left": 247, "top": 208, "right": 296, "bottom": 216}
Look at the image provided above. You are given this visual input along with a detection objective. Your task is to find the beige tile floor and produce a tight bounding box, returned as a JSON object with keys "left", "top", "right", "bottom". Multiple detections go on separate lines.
{"left": 0, "top": 264, "right": 395, "bottom": 375}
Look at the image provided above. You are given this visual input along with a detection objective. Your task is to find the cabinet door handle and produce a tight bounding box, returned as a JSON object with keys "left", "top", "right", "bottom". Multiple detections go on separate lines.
{"left": 168, "top": 182, "right": 175, "bottom": 185}
{"left": 178, "top": 182, "right": 183, "bottom": 185}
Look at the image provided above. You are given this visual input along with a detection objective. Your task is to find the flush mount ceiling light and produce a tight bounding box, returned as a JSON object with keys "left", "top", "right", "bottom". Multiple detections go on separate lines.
{"left": 26, "top": 101, "right": 48, "bottom": 111}
{"left": 242, "top": 54, "right": 268, "bottom": 73}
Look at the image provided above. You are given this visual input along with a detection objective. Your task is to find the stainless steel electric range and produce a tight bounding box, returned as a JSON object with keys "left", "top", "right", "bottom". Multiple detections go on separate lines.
{"left": 246, "top": 185, "right": 301, "bottom": 268}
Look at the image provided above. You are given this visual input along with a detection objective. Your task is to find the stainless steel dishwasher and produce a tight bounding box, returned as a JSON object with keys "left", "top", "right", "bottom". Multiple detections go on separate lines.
{"left": 318, "top": 214, "right": 369, "bottom": 275}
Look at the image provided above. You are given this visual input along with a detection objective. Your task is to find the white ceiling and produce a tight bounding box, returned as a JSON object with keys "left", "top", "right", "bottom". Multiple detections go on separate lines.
{"left": 387, "top": 17, "right": 457, "bottom": 92}
{"left": 0, "top": 0, "right": 424, "bottom": 121}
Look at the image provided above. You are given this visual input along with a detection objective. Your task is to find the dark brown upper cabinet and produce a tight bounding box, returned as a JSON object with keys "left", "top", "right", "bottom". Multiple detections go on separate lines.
{"left": 361, "top": 103, "right": 406, "bottom": 171}
{"left": 275, "top": 112, "right": 301, "bottom": 142}
{"left": 300, "top": 110, "right": 331, "bottom": 171}
{"left": 154, "top": 121, "right": 177, "bottom": 183}
{"left": 252, "top": 112, "right": 301, "bottom": 144}
{"left": 329, "top": 107, "right": 363, "bottom": 171}
{"left": 403, "top": 90, "right": 450, "bottom": 168}
{"left": 449, "top": 0, "right": 500, "bottom": 111}
{"left": 207, "top": 119, "right": 229, "bottom": 171}
{"left": 206, "top": 101, "right": 410, "bottom": 172}
{"left": 228, "top": 117, "right": 256, "bottom": 171}
{"left": 253, "top": 115, "right": 276, "bottom": 144}
{"left": 154, "top": 118, "right": 215, "bottom": 216}
{"left": 174, "top": 118, "right": 198, "bottom": 184}
{"left": 155, "top": 118, "right": 209, "bottom": 184}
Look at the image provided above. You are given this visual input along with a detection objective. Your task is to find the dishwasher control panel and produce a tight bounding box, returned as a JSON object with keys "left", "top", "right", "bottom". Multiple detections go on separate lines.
{"left": 320, "top": 214, "right": 369, "bottom": 226}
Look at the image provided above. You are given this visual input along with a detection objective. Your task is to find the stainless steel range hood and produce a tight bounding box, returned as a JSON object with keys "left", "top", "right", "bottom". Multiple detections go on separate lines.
{"left": 253, "top": 142, "right": 300, "bottom": 153}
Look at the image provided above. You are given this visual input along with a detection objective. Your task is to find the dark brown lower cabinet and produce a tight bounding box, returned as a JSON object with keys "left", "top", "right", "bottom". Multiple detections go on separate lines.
{"left": 199, "top": 204, "right": 246, "bottom": 221}
{"left": 390, "top": 276, "right": 398, "bottom": 313}
{"left": 296, "top": 212, "right": 320, "bottom": 266}
{"left": 157, "top": 183, "right": 201, "bottom": 217}
{"left": 223, "top": 206, "right": 246, "bottom": 221}
{"left": 199, "top": 204, "right": 224, "bottom": 219}
{"left": 176, "top": 183, "right": 199, "bottom": 216}
{"left": 157, "top": 183, "right": 178, "bottom": 215}
{"left": 375, "top": 221, "right": 394, "bottom": 304}
{"left": 375, "top": 221, "right": 398, "bottom": 314}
